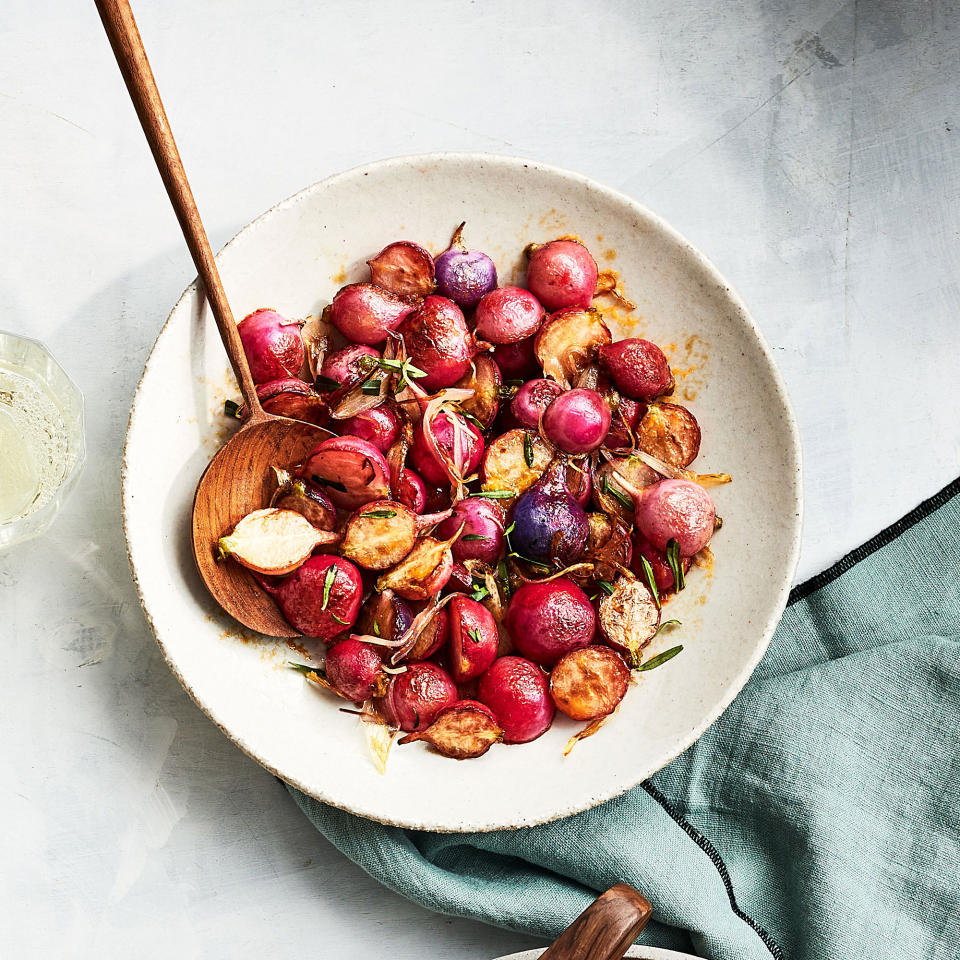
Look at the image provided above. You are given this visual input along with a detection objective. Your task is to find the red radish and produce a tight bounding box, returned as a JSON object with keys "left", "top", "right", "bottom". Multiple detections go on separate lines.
{"left": 398, "top": 700, "right": 502, "bottom": 759}
{"left": 510, "top": 379, "right": 563, "bottom": 430}
{"left": 398, "top": 295, "right": 475, "bottom": 390}
{"left": 605, "top": 396, "right": 647, "bottom": 450}
{"left": 474, "top": 286, "right": 545, "bottom": 344}
{"left": 598, "top": 338, "right": 673, "bottom": 401}
{"left": 397, "top": 468, "right": 427, "bottom": 513}
{"left": 635, "top": 478, "right": 715, "bottom": 555}
{"left": 477, "top": 656, "right": 555, "bottom": 744}
{"left": 319, "top": 343, "right": 380, "bottom": 388}
{"left": 300, "top": 436, "right": 390, "bottom": 510}
{"left": 340, "top": 405, "right": 401, "bottom": 453}
{"left": 405, "top": 606, "right": 450, "bottom": 661}
{"left": 534, "top": 307, "right": 612, "bottom": 387}
{"left": 330, "top": 283, "right": 415, "bottom": 345}
{"left": 381, "top": 662, "right": 458, "bottom": 732}
{"left": 409, "top": 408, "right": 484, "bottom": 487}
{"left": 505, "top": 578, "right": 596, "bottom": 666}
{"left": 237, "top": 378, "right": 326, "bottom": 424}
{"left": 526, "top": 239, "right": 599, "bottom": 311}
{"left": 632, "top": 531, "right": 691, "bottom": 592}
{"left": 237, "top": 309, "right": 305, "bottom": 384}
{"left": 435, "top": 498, "right": 505, "bottom": 565}
{"left": 271, "top": 475, "right": 336, "bottom": 531}
{"left": 541, "top": 388, "right": 611, "bottom": 455}
{"left": 325, "top": 639, "right": 389, "bottom": 702}
{"left": 355, "top": 590, "right": 414, "bottom": 645}
{"left": 493, "top": 337, "right": 539, "bottom": 380}
{"left": 367, "top": 241, "right": 436, "bottom": 301}
{"left": 264, "top": 555, "right": 362, "bottom": 638}
{"left": 447, "top": 595, "right": 499, "bottom": 682}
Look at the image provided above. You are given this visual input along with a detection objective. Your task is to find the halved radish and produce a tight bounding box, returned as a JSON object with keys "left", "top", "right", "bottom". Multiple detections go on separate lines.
{"left": 637, "top": 402, "right": 701, "bottom": 469}
{"left": 534, "top": 307, "right": 612, "bottom": 387}
{"left": 550, "top": 645, "right": 629, "bottom": 720}
{"left": 341, "top": 501, "right": 452, "bottom": 570}
{"left": 398, "top": 700, "right": 502, "bottom": 759}
{"left": 480, "top": 428, "right": 552, "bottom": 500}
{"left": 300, "top": 436, "right": 390, "bottom": 510}
{"left": 592, "top": 456, "right": 660, "bottom": 521}
{"left": 376, "top": 524, "right": 464, "bottom": 600}
{"left": 217, "top": 508, "right": 341, "bottom": 575}
{"left": 453, "top": 354, "right": 502, "bottom": 429}
{"left": 598, "top": 577, "right": 660, "bottom": 667}
{"left": 367, "top": 241, "right": 436, "bottom": 301}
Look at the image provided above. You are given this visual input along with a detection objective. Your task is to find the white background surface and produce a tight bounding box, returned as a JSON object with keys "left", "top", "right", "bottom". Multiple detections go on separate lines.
{"left": 1, "top": 0, "right": 957, "bottom": 956}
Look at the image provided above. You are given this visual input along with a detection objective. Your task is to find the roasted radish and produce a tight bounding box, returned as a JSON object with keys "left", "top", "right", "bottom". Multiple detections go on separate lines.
{"left": 341, "top": 500, "right": 449, "bottom": 570}
{"left": 549, "top": 645, "right": 629, "bottom": 720}
{"left": 598, "top": 338, "right": 674, "bottom": 401}
{"left": 598, "top": 578, "right": 660, "bottom": 667}
{"left": 636, "top": 402, "right": 701, "bottom": 468}
{"left": 399, "top": 700, "right": 502, "bottom": 759}
{"left": 270, "top": 475, "right": 336, "bottom": 531}
{"left": 398, "top": 295, "right": 475, "bottom": 390}
{"left": 535, "top": 307, "right": 612, "bottom": 386}
{"left": 505, "top": 578, "right": 596, "bottom": 666}
{"left": 447, "top": 595, "right": 499, "bottom": 682}
{"left": 376, "top": 525, "right": 463, "bottom": 600}
{"left": 330, "top": 283, "right": 414, "bottom": 345}
{"left": 477, "top": 656, "right": 554, "bottom": 744}
{"left": 453, "top": 354, "right": 502, "bottom": 429}
{"left": 474, "top": 285, "right": 545, "bottom": 344}
{"left": 367, "top": 240, "right": 436, "bottom": 301}
{"left": 263, "top": 555, "right": 363, "bottom": 638}
{"left": 380, "top": 662, "right": 458, "bottom": 732}
{"left": 435, "top": 224, "right": 498, "bottom": 308}
{"left": 325, "top": 638, "right": 390, "bottom": 702}
{"left": 300, "top": 436, "right": 391, "bottom": 510}
{"left": 525, "top": 239, "right": 599, "bottom": 311}
{"left": 635, "top": 479, "right": 715, "bottom": 556}
{"left": 217, "top": 508, "right": 340, "bottom": 575}
{"left": 237, "top": 308, "right": 305, "bottom": 384}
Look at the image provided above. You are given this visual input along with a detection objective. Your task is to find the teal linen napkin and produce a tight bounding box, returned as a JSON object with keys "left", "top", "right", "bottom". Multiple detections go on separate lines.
{"left": 290, "top": 477, "right": 960, "bottom": 960}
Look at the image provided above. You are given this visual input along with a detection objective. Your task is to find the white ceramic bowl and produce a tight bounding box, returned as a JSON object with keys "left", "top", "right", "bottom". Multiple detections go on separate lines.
{"left": 123, "top": 154, "right": 801, "bottom": 832}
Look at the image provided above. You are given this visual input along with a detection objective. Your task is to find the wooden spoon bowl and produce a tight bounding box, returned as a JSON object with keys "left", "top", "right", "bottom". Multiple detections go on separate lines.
{"left": 191, "top": 415, "right": 332, "bottom": 636}
{"left": 97, "top": 0, "right": 331, "bottom": 636}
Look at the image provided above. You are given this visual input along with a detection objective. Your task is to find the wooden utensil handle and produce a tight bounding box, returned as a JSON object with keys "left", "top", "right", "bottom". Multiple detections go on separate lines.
{"left": 540, "top": 885, "right": 653, "bottom": 960}
{"left": 93, "top": 0, "right": 262, "bottom": 416}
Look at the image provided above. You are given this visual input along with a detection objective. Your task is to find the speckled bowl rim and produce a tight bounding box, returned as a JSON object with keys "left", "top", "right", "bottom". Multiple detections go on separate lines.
{"left": 122, "top": 152, "right": 803, "bottom": 832}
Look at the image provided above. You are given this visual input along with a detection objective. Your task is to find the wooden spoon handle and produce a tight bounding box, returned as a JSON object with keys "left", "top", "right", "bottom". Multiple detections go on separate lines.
{"left": 540, "top": 885, "right": 653, "bottom": 960}
{"left": 93, "top": 0, "right": 263, "bottom": 416}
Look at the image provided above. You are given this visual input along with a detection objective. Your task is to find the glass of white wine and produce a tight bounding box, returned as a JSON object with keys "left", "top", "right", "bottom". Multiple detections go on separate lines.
{"left": 0, "top": 331, "right": 85, "bottom": 550}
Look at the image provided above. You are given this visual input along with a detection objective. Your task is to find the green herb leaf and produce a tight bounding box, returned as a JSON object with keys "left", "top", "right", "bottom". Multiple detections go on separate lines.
{"left": 470, "top": 584, "right": 489, "bottom": 602}
{"left": 497, "top": 558, "right": 512, "bottom": 601}
{"left": 361, "top": 378, "right": 382, "bottom": 396}
{"left": 665, "top": 539, "right": 686, "bottom": 591}
{"left": 223, "top": 399, "right": 242, "bottom": 419}
{"left": 289, "top": 661, "right": 322, "bottom": 677}
{"left": 313, "top": 375, "right": 342, "bottom": 392}
{"left": 462, "top": 534, "right": 490, "bottom": 542}
{"left": 468, "top": 627, "right": 483, "bottom": 645}
{"left": 635, "top": 644, "right": 683, "bottom": 672}
{"left": 475, "top": 489, "right": 515, "bottom": 499}
{"left": 373, "top": 620, "right": 381, "bottom": 637}
{"left": 461, "top": 411, "right": 484, "bottom": 430}
{"left": 637, "top": 555, "right": 661, "bottom": 609}
{"left": 321, "top": 565, "right": 337, "bottom": 610}
{"left": 603, "top": 475, "right": 633, "bottom": 510}
{"left": 311, "top": 475, "right": 347, "bottom": 493}
{"left": 596, "top": 580, "right": 615, "bottom": 596}
{"left": 360, "top": 509, "right": 397, "bottom": 519}
{"left": 508, "top": 551, "right": 551, "bottom": 571}
{"left": 498, "top": 384, "right": 519, "bottom": 400}
{"left": 523, "top": 431, "right": 535, "bottom": 468}
{"left": 331, "top": 613, "right": 349, "bottom": 626}
{"left": 654, "top": 619, "right": 682, "bottom": 636}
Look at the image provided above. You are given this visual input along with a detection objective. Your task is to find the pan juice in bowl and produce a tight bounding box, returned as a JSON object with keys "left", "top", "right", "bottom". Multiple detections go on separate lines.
{"left": 0, "top": 332, "right": 84, "bottom": 547}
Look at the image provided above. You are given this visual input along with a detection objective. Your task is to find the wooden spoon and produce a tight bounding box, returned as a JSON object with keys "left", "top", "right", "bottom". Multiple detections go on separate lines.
{"left": 96, "top": 0, "right": 331, "bottom": 636}
{"left": 541, "top": 884, "right": 652, "bottom": 960}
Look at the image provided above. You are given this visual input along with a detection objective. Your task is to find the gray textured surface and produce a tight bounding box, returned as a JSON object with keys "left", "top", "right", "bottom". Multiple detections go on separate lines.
{"left": 1, "top": 1, "right": 957, "bottom": 956}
